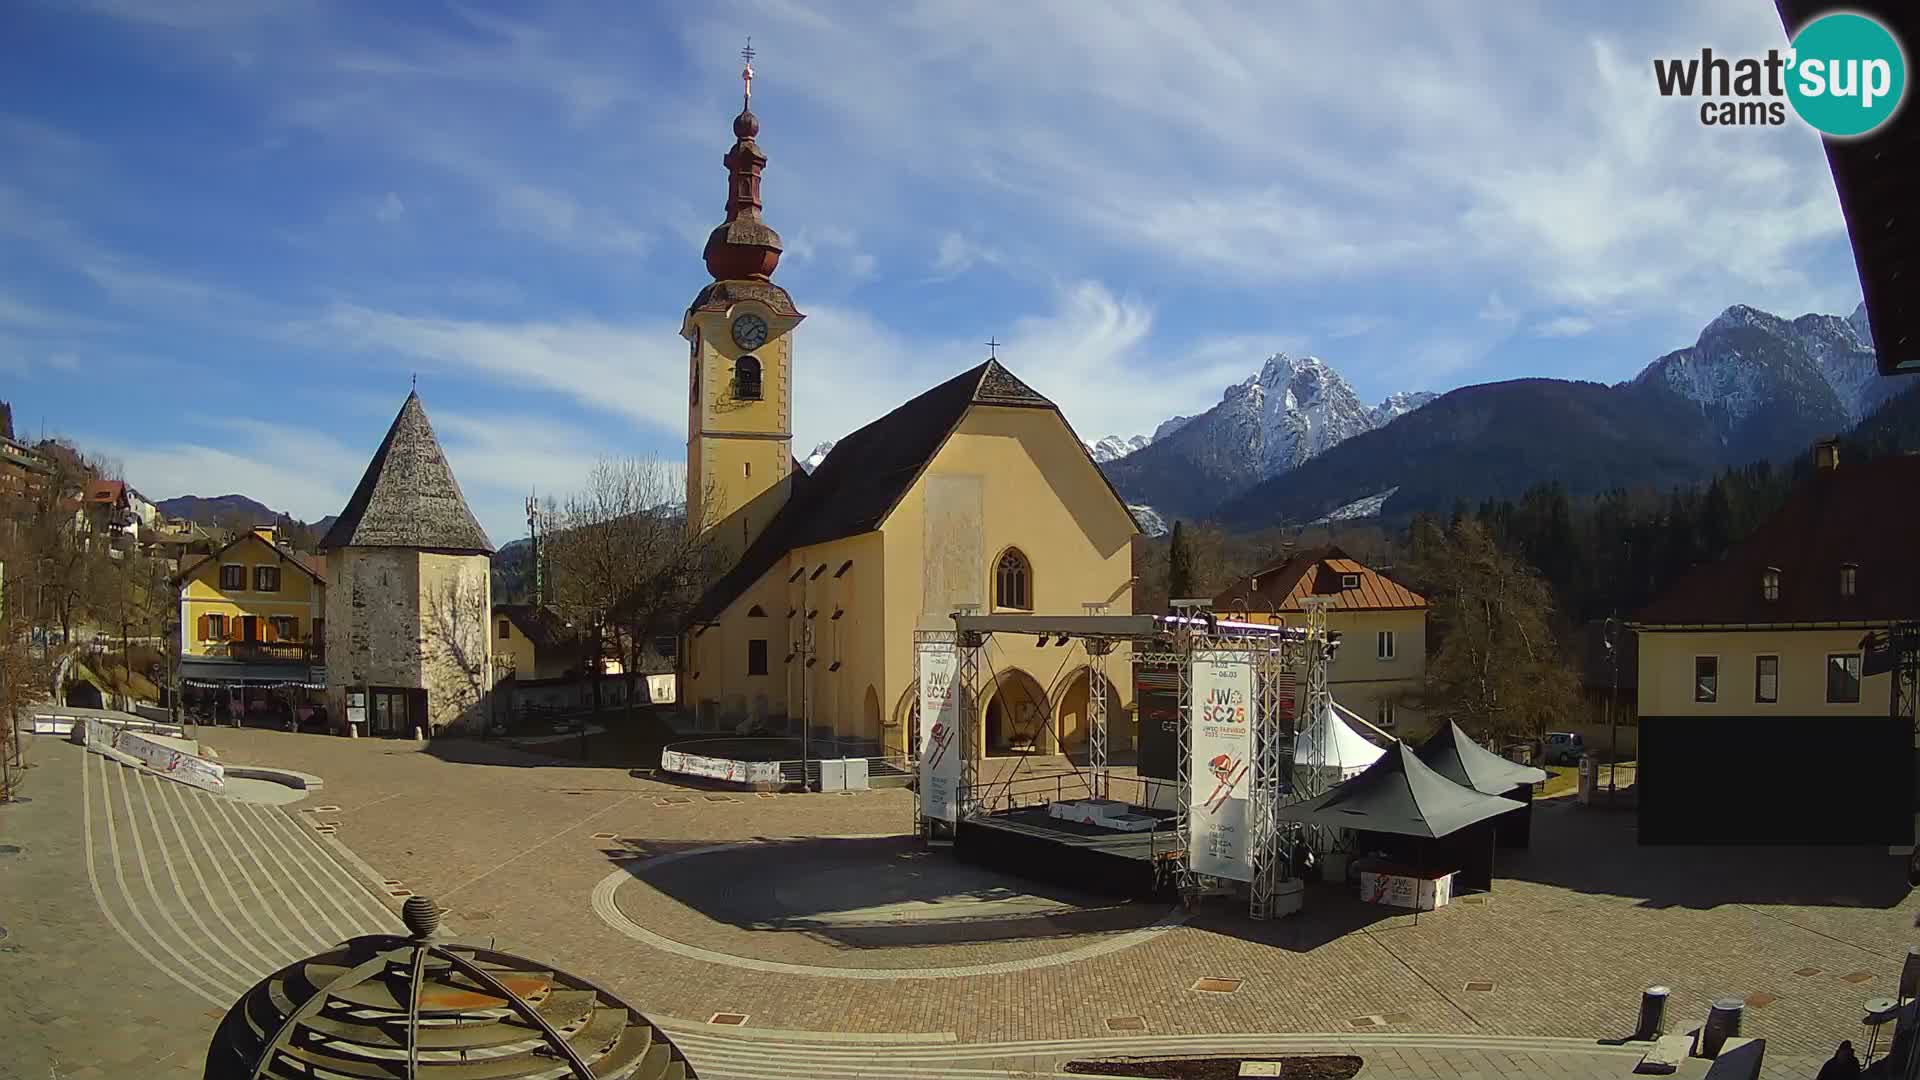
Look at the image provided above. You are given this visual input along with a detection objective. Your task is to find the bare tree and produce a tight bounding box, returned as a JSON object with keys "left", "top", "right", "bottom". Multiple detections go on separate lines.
{"left": 545, "top": 458, "right": 723, "bottom": 724}
{"left": 423, "top": 572, "right": 493, "bottom": 734}
{"left": 1400, "top": 516, "right": 1582, "bottom": 746}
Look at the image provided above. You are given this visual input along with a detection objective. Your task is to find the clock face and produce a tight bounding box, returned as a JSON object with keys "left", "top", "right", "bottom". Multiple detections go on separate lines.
{"left": 731, "top": 313, "right": 769, "bottom": 350}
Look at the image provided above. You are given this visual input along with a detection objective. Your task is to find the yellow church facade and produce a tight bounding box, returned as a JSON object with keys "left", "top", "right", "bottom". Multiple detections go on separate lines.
{"left": 680, "top": 58, "right": 1136, "bottom": 763}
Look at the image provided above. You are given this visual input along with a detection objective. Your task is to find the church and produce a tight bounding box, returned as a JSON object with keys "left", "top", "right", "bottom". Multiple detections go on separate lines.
{"left": 680, "top": 55, "right": 1139, "bottom": 764}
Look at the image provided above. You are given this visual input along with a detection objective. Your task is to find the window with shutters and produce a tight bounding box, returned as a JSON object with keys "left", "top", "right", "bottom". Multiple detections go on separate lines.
{"left": 254, "top": 565, "right": 281, "bottom": 592}
{"left": 220, "top": 564, "right": 245, "bottom": 591}
{"left": 206, "top": 613, "right": 227, "bottom": 641}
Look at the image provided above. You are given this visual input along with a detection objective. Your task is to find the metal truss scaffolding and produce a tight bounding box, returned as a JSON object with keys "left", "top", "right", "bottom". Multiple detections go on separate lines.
{"left": 933, "top": 608, "right": 1323, "bottom": 920}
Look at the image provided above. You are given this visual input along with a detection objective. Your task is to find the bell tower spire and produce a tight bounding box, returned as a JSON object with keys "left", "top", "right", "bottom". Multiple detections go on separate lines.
{"left": 682, "top": 40, "right": 804, "bottom": 553}
{"left": 704, "top": 38, "right": 783, "bottom": 282}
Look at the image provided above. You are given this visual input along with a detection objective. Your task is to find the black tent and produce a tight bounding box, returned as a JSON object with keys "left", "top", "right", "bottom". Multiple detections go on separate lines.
{"left": 1277, "top": 742, "right": 1525, "bottom": 893}
{"left": 1415, "top": 722, "right": 1547, "bottom": 849}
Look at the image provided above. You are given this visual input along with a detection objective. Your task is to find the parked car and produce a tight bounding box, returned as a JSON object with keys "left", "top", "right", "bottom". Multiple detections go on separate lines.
{"left": 1542, "top": 731, "right": 1585, "bottom": 766}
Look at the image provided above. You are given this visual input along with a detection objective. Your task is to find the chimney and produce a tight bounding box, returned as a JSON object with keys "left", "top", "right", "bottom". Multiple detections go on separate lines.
{"left": 1814, "top": 439, "right": 1840, "bottom": 472}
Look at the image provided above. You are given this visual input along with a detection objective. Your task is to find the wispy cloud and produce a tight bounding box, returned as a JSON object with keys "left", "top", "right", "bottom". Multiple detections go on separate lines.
{"left": 1534, "top": 315, "right": 1596, "bottom": 338}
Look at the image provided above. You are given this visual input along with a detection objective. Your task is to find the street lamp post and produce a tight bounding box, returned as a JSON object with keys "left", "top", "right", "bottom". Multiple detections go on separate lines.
{"left": 1604, "top": 615, "right": 1620, "bottom": 800}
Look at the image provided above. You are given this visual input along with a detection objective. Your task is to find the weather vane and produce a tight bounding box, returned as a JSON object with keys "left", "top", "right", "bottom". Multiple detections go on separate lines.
{"left": 985, "top": 337, "right": 1001, "bottom": 360}
{"left": 741, "top": 37, "right": 755, "bottom": 107}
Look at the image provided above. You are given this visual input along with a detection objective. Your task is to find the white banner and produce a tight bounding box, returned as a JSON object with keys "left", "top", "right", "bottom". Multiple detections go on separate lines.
{"left": 1188, "top": 649, "right": 1254, "bottom": 881}
{"left": 82, "top": 718, "right": 226, "bottom": 792}
{"left": 918, "top": 643, "right": 962, "bottom": 823}
{"left": 660, "top": 749, "right": 780, "bottom": 785}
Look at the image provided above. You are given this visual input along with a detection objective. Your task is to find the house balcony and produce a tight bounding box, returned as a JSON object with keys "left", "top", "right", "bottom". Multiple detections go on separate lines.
{"left": 202, "top": 640, "right": 324, "bottom": 664}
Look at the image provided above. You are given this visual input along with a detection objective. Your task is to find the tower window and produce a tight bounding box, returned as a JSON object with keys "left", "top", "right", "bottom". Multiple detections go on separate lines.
{"left": 1840, "top": 563, "right": 1857, "bottom": 597}
{"left": 1761, "top": 567, "right": 1780, "bottom": 601}
{"left": 995, "top": 548, "right": 1032, "bottom": 611}
{"left": 734, "top": 356, "right": 762, "bottom": 400}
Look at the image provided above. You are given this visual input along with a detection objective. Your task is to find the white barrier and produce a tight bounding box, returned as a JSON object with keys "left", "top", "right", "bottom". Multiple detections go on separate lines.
{"left": 78, "top": 717, "right": 225, "bottom": 791}
{"left": 660, "top": 748, "right": 781, "bottom": 785}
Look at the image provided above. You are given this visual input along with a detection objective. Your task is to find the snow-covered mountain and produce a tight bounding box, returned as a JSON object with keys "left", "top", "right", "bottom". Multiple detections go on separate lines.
{"left": 1128, "top": 505, "right": 1169, "bottom": 537}
{"left": 801, "top": 441, "right": 835, "bottom": 473}
{"left": 1087, "top": 434, "right": 1153, "bottom": 463}
{"left": 1101, "top": 353, "right": 1436, "bottom": 521}
{"left": 1630, "top": 302, "right": 1877, "bottom": 464}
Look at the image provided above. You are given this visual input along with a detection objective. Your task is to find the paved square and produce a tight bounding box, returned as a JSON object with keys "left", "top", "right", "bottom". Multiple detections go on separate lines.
{"left": 7, "top": 726, "right": 1915, "bottom": 1079}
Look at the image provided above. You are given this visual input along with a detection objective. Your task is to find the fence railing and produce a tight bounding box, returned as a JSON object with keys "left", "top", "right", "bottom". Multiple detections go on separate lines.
{"left": 964, "top": 768, "right": 1181, "bottom": 816}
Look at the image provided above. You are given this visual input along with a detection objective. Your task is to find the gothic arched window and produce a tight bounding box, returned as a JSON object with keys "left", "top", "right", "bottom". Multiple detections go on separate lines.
{"left": 734, "top": 355, "right": 762, "bottom": 401}
{"left": 995, "top": 548, "right": 1032, "bottom": 611}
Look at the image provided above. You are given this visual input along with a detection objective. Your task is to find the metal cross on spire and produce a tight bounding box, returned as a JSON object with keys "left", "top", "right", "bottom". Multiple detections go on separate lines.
{"left": 741, "top": 37, "right": 756, "bottom": 107}
{"left": 985, "top": 337, "right": 1001, "bottom": 359}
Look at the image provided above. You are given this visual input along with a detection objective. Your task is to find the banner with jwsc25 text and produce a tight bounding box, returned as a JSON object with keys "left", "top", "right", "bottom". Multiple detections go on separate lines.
{"left": 918, "top": 642, "right": 962, "bottom": 823}
{"left": 1188, "top": 650, "right": 1254, "bottom": 881}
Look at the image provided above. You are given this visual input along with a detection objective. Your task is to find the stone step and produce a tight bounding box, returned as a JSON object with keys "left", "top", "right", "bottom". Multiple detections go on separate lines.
{"left": 1636, "top": 1033, "right": 1694, "bottom": 1074}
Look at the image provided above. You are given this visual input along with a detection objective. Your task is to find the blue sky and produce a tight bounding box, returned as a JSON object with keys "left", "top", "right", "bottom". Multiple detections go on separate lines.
{"left": 0, "top": 0, "right": 1868, "bottom": 543}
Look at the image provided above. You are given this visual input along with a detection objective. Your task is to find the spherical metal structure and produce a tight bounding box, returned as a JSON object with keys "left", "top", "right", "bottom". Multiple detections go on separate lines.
{"left": 205, "top": 895, "right": 696, "bottom": 1079}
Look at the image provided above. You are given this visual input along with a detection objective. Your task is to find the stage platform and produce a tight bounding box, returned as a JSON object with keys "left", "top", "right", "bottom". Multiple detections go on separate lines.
{"left": 954, "top": 805, "right": 1182, "bottom": 901}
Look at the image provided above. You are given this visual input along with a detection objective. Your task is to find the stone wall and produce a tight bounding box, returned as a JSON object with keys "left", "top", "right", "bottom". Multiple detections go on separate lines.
{"left": 325, "top": 547, "right": 424, "bottom": 725}
{"left": 418, "top": 552, "right": 493, "bottom": 733}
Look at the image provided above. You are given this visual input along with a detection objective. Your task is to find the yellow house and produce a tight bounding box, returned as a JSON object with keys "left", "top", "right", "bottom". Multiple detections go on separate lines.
{"left": 1212, "top": 547, "right": 1429, "bottom": 736}
{"left": 177, "top": 525, "right": 327, "bottom": 692}
{"left": 492, "top": 603, "right": 584, "bottom": 681}
{"left": 1631, "top": 442, "right": 1915, "bottom": 845}
{"left": 680, "top": 80, "right": 1138, "bottom": 764}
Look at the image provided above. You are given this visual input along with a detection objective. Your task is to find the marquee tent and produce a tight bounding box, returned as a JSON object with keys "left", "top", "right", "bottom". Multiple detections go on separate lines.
{"left": 1293, "top": 698, "right": 1387, "bottom": 782}
{"left": 1278, "top": 741, "right": 1525, "bottom": 892}
{"left": 1414, "top": 722, "right": 1547, "bottom": 849}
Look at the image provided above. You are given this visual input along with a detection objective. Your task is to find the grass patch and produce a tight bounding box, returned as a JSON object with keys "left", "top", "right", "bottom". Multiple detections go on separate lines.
{"left": 1539, "top": 766, "right": 1578, "bottom": 798}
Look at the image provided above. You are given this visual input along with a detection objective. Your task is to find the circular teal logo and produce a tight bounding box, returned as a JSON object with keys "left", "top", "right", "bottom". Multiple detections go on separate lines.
{"left": 1786, "top": 12, "right": 1907, "bottom": 137}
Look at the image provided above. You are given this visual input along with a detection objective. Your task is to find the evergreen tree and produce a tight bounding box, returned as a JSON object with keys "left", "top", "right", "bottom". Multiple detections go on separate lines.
{"left": 1167, "top": 521, "right": 1194, "bottom": 601}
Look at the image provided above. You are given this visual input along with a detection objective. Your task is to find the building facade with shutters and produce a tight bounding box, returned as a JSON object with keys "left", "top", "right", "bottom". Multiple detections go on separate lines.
{"left": 1631, "top": 441, "right": 1917, "bottom": 845}
{"left": 176, "top": 525, "right": 328, "bottom": 695}
{"left": 1212, "top": 547, "right": 1429, "bottom": 738}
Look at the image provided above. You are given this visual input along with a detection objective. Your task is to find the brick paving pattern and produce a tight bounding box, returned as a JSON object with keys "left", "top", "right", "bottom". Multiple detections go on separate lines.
{"left": 8, "top": 725, "right": 1914, "bottom": 1078}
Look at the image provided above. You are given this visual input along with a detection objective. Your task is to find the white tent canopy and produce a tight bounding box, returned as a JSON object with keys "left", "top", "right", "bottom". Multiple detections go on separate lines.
{"left": 1294, "top": 698, "right": 1388, "bottom": 780}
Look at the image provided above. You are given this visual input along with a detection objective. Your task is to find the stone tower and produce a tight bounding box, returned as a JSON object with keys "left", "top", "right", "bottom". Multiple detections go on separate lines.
{"left": 682, "top": 45, "right": 806, "bottom": 562}
{"left": 319, "top": 392, "right": 495, "bottom": 736}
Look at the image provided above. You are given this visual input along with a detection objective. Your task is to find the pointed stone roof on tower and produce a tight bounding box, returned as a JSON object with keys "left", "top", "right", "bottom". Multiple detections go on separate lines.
{"left": 319, "top": 392, "right": 494, "bottom": 554}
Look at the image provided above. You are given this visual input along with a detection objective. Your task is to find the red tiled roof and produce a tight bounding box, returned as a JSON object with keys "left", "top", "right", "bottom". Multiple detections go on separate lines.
{"left": 1635, "top": 453, "right": 1920, "bottom": 625}
{"left": 86, "top": 479, "right": 125, "bottom": 504}
{"left": 1213, "top": 545, "right": 1427, "bottom": 613}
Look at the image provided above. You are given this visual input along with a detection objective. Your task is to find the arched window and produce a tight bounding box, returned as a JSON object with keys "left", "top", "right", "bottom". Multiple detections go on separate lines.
{"left": 995, "top": 548, "right": 1031, "bottom": 611}
{"left": 733, "top": 355, "right": 762, "bottom": 400}
{"left": 1761, "top": 567, "right": 1780, "bottom": 601}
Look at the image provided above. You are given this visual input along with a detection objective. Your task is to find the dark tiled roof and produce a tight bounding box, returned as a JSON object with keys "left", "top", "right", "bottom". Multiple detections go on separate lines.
{"left": 319, "top": 393, "right": 493, "bottom": 554}
{"left": 690, "top": 359, "right": 1116, "bottom": 623}
{"left": 1214, "top": 546, "right": 1428, "bottom": 613}
{"left": 494, "top": 604, "right": 578, "bottom": 650}
{"left": 1635, "top": 454, "right": 1920, "bottom": 625}
{"left": 1777, "top": 0, "right": 1917, "bottom": 374}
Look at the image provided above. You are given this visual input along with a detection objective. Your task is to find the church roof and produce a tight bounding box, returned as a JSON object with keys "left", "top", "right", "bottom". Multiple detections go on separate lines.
{"left": 319, "top": 392, "right": 494, "bottom": 554}
{"left": 690, "top": 358, "right": 1120, "bottom": 623}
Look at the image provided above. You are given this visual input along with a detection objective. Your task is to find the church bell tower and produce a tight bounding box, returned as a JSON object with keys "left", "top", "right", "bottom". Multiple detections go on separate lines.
{"left": 682, "top": 41, "right": 804, "bottom": 553}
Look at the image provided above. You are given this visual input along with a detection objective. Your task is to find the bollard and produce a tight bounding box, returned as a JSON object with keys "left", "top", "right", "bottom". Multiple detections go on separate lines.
{"left": 1634, "top": 986, "right": 1671, "bottom": 1040}
{"left": 1900, "top": 945, "right": 1920, "bottom": 1002}
{"left": 1698, "top": 998, "right": 1744, "bottom": 1058}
